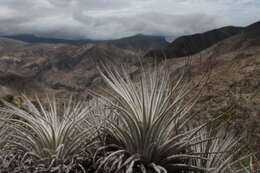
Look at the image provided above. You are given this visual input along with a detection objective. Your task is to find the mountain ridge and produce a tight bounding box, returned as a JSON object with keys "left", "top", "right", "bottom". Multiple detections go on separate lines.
{"left": 145, "top": 25, "right": 244, "bottom": 59}
{"left": 1, "top": 33, "right": 169, "bottom": 51}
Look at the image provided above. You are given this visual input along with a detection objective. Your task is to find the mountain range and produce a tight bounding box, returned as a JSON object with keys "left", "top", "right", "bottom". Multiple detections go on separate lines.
{"left": 1, "top": 21, "right": 260, "bottom": 96}
{"left": 2, "top": 33, "right": 169, "bottom": 51}
{"left": 145, "top": 21, "right": 260, "bottom": 59}
{"left": 0, "top": 20, "right": 260, "bottom": 149}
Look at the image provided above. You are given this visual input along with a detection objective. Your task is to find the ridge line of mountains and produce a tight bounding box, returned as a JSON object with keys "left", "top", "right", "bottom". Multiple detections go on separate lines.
{"left": 1, "top": 33, "right": 169, "bottom": 51}
{"left": 146, "top": 21, "right": 260, "bottom": 59}
{"left": 0, "top": 20, "right": 259, "bottom": 98}
{"left": 2, "top": 21, "right": 260, "bottom": 58}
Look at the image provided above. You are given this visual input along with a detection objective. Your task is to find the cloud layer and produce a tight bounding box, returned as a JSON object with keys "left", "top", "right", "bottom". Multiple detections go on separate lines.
{"left": 0, "top": 0, "right": 259, "bottom": 39}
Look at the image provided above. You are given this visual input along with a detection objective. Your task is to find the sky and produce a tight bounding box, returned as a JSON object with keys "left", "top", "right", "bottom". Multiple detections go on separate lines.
{"left": 0, "top": 0, "right": 259, "bottom": 40}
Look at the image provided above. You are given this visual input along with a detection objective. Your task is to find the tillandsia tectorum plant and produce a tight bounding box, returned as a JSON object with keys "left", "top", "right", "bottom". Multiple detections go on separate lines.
{"left": 0, "top": 111, "right": 11, "bottom": 149}
{"left": 191, "top": 123, "right": 255, "bottom": 173}
{"left": 94, "top": 62, "right": 255, "bottom": 173}
{"left": 0, "top": 95, "right": 99, "bottom": 171}
{"left": 94, "top": 63, "right": 218, "bottom": 173}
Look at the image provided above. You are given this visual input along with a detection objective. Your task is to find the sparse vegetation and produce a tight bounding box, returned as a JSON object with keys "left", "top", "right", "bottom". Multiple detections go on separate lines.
{"left": 93, "top": 63, "right": 256, "bottom": 173}
{"left": 0, "top": 63, "right": 257, "bottom": 172}
{"left": 0, "top": 95, "right": 98, "bottom": 172}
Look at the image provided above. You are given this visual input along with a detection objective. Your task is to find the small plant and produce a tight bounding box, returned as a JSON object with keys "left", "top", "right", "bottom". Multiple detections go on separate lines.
{"left": 192, "top": 124, "right": 254, "bottom": 173}
{"left": 0, "top": 95, "right": 98, "bottom": 170}
{"left": 0, "top": 100, "right": 14, "bottom": 150}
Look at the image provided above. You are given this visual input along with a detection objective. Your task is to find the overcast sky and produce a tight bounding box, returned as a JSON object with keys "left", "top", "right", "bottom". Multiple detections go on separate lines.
{"left": 0, "top": 0, "right": 259, "bottom": 40}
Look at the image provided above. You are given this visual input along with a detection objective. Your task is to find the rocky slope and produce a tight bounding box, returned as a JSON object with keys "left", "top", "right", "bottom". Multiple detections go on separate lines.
{"left": 162, "top": 22, "right": 260, "bottom": 148}
{"left": 0, "top": 39, "right": 141, "bottom": 98}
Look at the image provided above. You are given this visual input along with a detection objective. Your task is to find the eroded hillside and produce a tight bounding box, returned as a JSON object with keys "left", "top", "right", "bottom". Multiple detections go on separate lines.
{"left": 0, "top": 21, "right": 260, "bottom": 149}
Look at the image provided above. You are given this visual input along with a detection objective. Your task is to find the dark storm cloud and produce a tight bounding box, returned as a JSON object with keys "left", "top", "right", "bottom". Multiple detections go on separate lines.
{"left": 0, "top": 0, "right": 259, "bottom": 39}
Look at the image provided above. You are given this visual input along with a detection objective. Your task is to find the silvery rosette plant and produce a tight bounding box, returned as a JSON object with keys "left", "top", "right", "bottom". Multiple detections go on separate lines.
{"left": 94, "top": 63, "right": 254, "bottom": 173}
{"left": 0, "top": 95, "right": 99, "bottom": 172}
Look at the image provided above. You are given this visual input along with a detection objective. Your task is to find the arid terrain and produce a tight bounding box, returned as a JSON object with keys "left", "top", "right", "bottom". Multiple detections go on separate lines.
{"left": 1, "top": 21, "right": 260, "bottom": 150}
{"left": 1, "top": 0, "right": 260, "bottom": 172}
